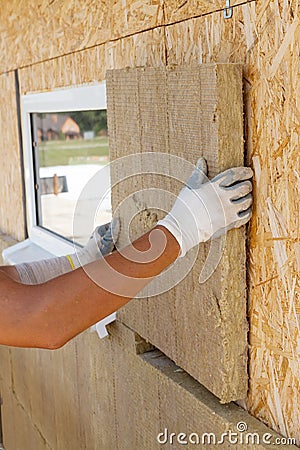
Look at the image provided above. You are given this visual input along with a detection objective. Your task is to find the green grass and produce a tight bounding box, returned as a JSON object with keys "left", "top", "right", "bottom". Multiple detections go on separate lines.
{"left": 38, "top": 136, "right": 109, "bottom": 167}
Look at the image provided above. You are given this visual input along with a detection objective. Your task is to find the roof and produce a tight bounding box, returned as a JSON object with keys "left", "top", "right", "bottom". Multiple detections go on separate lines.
{"left": 36, "top": 114, "right": 70, "bottom": 133}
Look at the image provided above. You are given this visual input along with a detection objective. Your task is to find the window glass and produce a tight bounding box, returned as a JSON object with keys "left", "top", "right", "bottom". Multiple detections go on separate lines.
{"left": 31, "top": 111, "right": 111, "bottom": 245}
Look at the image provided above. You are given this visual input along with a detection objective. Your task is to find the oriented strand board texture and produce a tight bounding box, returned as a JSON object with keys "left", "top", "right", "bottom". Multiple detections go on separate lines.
{"left": 18, "top": 28, "right": 166, "bottom": 95}
{"left": 107, "top": 64, "right": 247, "bottom": 403}
{"left": 0, "top": 0, "right": 164, "bottom": 73}
{"left": 0, "top": 0, "right": 299, "bottom": 446}
{"left": 163, "top": 0, "right": 250, "bottom": 23}
{"left": 162, "top": 2, "right": 300, "bottom": 443}
{"left": 0, "top": 74, "right": 25, "bottom": 241}
{"left": 0, "top": 0, "right": 252, "bottom": 74}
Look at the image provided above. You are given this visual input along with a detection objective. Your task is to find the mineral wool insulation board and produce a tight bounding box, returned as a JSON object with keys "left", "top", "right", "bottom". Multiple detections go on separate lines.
{"left": 107, "top": 64, "right": 247, "bottom": 403}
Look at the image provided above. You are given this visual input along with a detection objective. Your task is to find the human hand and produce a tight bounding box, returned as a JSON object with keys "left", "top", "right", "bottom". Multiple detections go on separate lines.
{"left": 85, "top": 217, "right": 120, "bottom": 258}
{"left": 157, "top": 157, "right": 253, "bottom": 257}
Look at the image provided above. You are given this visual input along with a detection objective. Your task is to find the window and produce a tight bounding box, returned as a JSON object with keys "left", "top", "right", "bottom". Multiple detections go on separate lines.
{"left": 4, "top": 83, "right": 109, "bottom": 260}
{"left": 31, "top": 110, "right": 110, "bottom": 245}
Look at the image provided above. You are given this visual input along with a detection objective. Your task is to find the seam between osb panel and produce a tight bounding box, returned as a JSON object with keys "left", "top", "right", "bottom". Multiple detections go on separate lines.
{"left": 0, "top": 0, "right": 256, "bottom": 76}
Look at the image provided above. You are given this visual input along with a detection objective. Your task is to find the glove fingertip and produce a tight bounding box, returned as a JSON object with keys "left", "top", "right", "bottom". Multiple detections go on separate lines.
{"left": 214, "top": 167, "right": 254, "bottom": 187}
{"left": 195, "top": 156, "right": 208, "bottom": 175}
{"left": 187, "top": 157, "right": 208, "bottom": 189}
{"left": 96, "top": 223, "right": 109, "bottom": 238}
{"left": 238, "top": 205, "right": 253, "bottom": 219}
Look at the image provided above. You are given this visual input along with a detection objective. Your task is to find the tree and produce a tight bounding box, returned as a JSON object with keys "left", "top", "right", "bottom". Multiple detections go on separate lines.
{"left": 69, "top": 110, "right": 107, "bottom": 134}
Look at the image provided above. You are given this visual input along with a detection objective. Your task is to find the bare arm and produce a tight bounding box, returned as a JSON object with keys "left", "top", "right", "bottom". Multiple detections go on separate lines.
{"left": 0, "top": 160, "right": 253, "bottom": 350}
{"left": 0, "top": 226, "right": 179, "bottom": 349}
{"left": 0, "top": 265, "right": 20, "bottom": 280}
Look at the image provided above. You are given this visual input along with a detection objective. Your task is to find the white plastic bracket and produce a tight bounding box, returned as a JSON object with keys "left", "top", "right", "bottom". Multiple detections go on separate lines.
{"left": 90, "top": 313, "right": 117, "bottom": 339}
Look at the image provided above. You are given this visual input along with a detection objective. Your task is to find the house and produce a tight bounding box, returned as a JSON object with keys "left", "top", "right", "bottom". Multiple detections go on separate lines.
{"left": 36, "top": 113, "right": 80, "bottom": 141}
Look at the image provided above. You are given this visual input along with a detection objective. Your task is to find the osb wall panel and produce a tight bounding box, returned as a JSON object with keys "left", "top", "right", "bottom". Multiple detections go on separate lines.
{"left": 19, "top": 28, "right": 166, "bottom": 95}
{"left": 162, "top": 1, "right": 300, "bottom": 444}
{"left": 107, "top": 64, "right": 247, "bottom": 403}
{"left": 0, "top": 0, "right": 298, "bottom": 445}
{"left": 0, "top": 0, "right": 252, "bottom": 74}
{"left": 246, "top": 6, "right": 300, "bottom": 443}
{"left": 0, "top": 74, "right": 25, "bottom": 241}
{"left": 0, "top": 0, "right": 164, "bottom": 74}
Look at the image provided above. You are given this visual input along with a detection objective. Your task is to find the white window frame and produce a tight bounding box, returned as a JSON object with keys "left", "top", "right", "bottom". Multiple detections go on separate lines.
{"left": 4, "top": 83, "right": 107, "bottom": 259}
{"left": 25, "top": 83, "right": 108, "bottom": 255}
{"left": 2, "top": 82, "right": 116, "bottom": 338}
